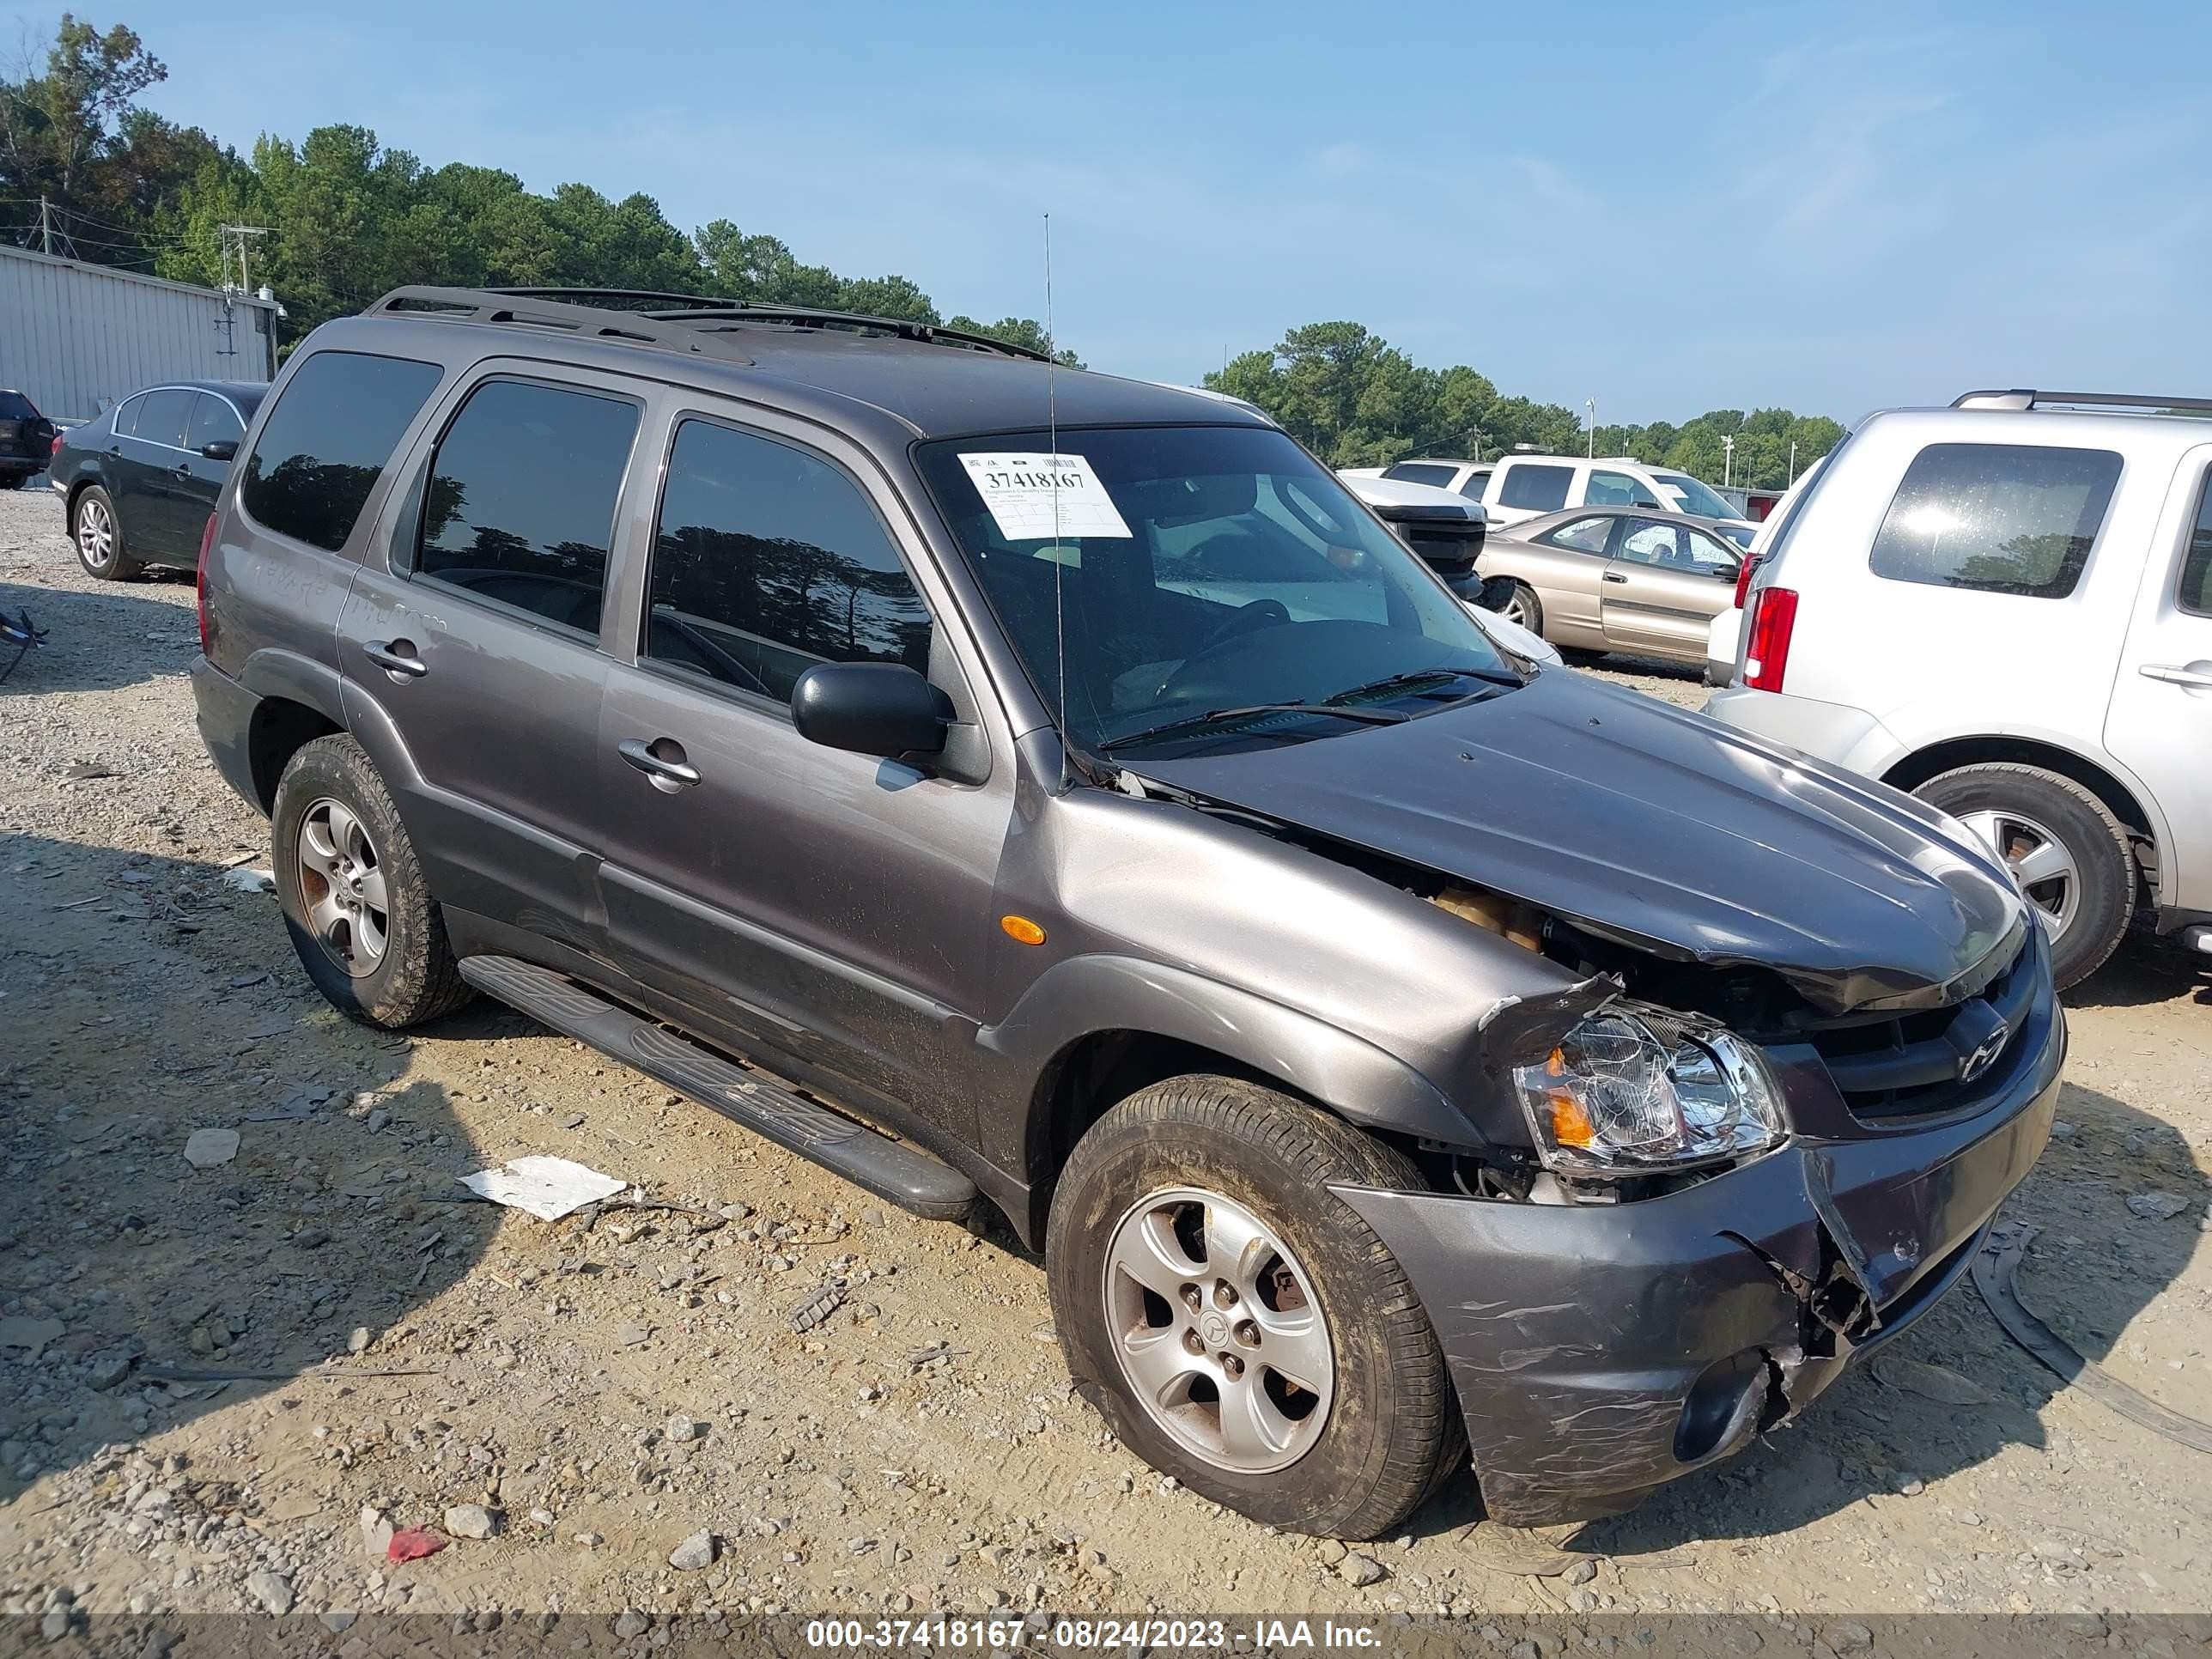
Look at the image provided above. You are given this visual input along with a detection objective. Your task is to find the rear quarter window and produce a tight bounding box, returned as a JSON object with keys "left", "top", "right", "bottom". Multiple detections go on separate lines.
{"left": 2182, "top": 472, "right": 2212, "bottom": 617}
{"left": 1869, "top": 442, "right": 2121, "bottom": 599}
{"left": 240, "top": 351, "right": 444, "bottom": 552}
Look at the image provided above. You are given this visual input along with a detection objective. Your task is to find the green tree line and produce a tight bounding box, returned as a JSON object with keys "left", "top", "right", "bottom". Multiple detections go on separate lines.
{"left": 1207, "top": 323, "right": 1843, "bottom": 492}
{"left": 1, "top": 15, "right": 1070, "bottom": 359}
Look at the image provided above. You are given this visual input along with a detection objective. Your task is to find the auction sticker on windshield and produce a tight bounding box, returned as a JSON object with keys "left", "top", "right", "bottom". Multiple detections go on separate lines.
{"left": 960, "top": 453, "right": 1133, "bottom": 541}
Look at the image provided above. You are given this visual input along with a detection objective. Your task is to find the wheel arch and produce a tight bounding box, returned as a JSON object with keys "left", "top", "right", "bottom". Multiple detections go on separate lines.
{"left": 983, "top": 957, "right": 1477, "bottom": 1247}
{"left": 1881, "top": 733, "right": 2164, "bottom": 885}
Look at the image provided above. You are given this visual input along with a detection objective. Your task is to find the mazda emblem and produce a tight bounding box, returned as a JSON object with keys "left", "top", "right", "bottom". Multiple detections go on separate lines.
{"left": 1960, "top": 1021, "right": 2009, "bottom": 1083}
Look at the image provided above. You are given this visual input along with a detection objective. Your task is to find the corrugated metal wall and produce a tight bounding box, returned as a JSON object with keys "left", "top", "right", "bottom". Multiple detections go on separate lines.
{"left": 0, "top": 246, "right": 280, "bottom": 422}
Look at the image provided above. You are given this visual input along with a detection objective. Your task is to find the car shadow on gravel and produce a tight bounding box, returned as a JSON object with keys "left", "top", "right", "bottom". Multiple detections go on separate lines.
{"left": 0, "top": 836, "right": 490, "bottom": 1498}
{"left": 1505, "top": 1079, "right": 2209, "bottom": 1556}
{"left": 0, "top": 576, "right": 199, "bottom": 696}
{"left": 2064, "top": 933, "right": 2212, "bottom": 1011}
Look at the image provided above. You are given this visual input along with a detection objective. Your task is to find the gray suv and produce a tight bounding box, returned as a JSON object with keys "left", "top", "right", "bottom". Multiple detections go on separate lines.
{"left": 191, "top": 288, "right": 2062, "bottom": 1538}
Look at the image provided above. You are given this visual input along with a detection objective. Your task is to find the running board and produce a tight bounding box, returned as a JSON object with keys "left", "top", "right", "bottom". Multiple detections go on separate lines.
{"left": 457, "top": 954, "right": 977, "bottom": 1221}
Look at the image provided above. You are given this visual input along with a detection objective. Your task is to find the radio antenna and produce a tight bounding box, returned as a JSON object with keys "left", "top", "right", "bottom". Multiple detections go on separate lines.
{"left": 1045, "top": 210, "right": 1069, "bottom": 792}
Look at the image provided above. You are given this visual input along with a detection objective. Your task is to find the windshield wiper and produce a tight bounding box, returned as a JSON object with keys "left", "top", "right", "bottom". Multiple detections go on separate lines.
{"left": 1324, "top": 665, "right": 1521, "bottom": 705}
{"left": 1104, "top": 702, "right": 1408, "bottom": 751}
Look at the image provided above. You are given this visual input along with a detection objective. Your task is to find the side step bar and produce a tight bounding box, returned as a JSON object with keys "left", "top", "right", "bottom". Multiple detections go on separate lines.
{"left": 457, "top": 954, "right": 977, "bottom": 1221}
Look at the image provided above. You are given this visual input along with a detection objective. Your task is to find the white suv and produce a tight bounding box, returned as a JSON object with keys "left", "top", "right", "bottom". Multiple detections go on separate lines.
{"left": 1705, "top": 388, "right": 2212, "bottom": 988}
{"left": 1357, "top": 454, "right": 1758, "bottom": 541}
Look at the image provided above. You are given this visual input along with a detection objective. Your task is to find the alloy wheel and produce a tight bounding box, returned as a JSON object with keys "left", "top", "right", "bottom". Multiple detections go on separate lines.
{"left": 1959, "top": 807, "right": 2081, "bottom": 940}
{"left": 296, "top": 797, "right": 390, "bottom": 976}
{"left": 76, "top": 497, "right": 114, "bottom": 568}
{"left": 1101, "top": 1186, "right": 1333, "bottom": 1474}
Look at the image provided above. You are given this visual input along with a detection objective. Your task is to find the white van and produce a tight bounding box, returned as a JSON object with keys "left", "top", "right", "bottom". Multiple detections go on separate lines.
{"left": 1355, "top": 454, "right": 1757, "bottom": 541}
{"left": 1705, "top": 388, "right": 2212, "bottom": 989}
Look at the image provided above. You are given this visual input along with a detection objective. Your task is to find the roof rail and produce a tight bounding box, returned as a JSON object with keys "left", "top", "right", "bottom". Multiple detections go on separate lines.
{"left": 1953, "top": 388, "right": 2212, "bottom": 415}
{"left": 366, "top": 285, "right": 1053, "bottom": 364}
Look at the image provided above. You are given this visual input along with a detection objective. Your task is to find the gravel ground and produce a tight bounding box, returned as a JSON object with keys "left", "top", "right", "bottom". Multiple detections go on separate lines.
{"left": 2, "top": 484, "right": 2209, "bottom": 1638}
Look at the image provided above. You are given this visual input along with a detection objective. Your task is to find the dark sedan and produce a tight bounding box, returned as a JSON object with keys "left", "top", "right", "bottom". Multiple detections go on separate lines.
{"left": 48, "top": 380, "right": 267, "bottom": 579}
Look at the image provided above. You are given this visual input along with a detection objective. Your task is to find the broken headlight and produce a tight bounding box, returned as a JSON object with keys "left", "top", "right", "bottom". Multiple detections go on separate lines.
{"left": 1511, "top": 1004, "right": 1784, "bottom": 1176}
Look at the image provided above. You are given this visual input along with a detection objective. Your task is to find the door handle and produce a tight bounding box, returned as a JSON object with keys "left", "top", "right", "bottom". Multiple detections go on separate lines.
{"left": 362, "top": 639, "right": 428, "bottom": 678}
{"left": 618, "top": 738, "right": 702, "bottom": 788}
{"left": 2139, "top": 663, "right": 2212, "bottom": 690}
{"left": 1602, "top": 571, "right": 1629, "bottom": 584}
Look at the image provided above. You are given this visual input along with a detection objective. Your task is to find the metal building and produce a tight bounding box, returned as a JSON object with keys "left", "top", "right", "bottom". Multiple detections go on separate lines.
{"left": 0, "top": 245, "right": 281, "bottom": 422}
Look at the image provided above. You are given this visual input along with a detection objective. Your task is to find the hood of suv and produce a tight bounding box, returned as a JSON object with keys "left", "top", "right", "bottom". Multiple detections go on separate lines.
{"left": 1137, "top": 669, "right": 2023, "bottom": 1014}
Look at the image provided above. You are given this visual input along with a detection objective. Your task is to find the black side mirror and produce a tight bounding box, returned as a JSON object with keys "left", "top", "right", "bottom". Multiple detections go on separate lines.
{"left": 791, "top": 662, "right": 951, "bottom": 758}
{"left": 199, "top": 440, "right": 239, "bottom": 462}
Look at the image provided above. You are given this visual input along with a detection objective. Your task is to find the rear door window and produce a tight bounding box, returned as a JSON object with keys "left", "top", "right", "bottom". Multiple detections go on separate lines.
{"left": 131, "top": 388, "right": 194, "bottom": 449}
{"left": 1540, "top": 515, "right": 1615, "bottom": 554}
{"left": 415, "top": 379, "right": 641, "bottom": 636}
{"left": 1587, "top": 469, "right": 1662, "bottom": 507}
{"left": 242, "top": 351, "right": 444, "bottom": 552}
{"left": 1383, "top": 462, "right": 1457, "bottom": 487}
{"left": 1869, "top": 442, "right": 2122, "bottom": 599}
{"left": 1498, "top": 463, "right": 1573, "bottom": 513}
{"left": 2182, "top": 472, "right": 2212, "bottom": 617}
{"left": 644, "top": 418, "right": 931, "bottom": 700}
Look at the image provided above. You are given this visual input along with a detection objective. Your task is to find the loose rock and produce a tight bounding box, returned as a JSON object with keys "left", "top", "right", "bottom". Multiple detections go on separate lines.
{"left": 669, "top": 1528, "right": 716, "bottom": 1571}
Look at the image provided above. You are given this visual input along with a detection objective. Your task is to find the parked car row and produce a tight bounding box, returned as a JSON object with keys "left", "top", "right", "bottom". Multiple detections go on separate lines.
{"left": 1350, "top": 451, "right": 1759, "bottom": 545}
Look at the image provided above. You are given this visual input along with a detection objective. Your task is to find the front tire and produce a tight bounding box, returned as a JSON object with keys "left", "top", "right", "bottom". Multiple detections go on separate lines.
{"left": 271, "top": 734, "right": 473, "bottom": 1029}
{"left": 1916, "top": 762, "right": 2135, "bottom": 989}
{"left": 1047, "top": 1077, "right": 1461, "bottom": 1538}
{"left": 71, "top": 486, "right": 141, "bottom": 580}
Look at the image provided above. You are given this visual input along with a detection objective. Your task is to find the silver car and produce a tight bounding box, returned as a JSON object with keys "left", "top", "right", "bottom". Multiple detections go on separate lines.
{"left": 1476, "top": 507, "right": 1745, "bottom": 664}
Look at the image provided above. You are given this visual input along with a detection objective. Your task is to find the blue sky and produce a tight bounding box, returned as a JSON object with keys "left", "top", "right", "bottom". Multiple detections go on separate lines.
{"left": 25, "top": 0, "right": 2212, "bottom": 423}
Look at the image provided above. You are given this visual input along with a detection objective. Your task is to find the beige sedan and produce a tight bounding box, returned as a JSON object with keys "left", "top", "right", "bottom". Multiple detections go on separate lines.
{"left": 1474, "top": 507, "right": 1746, "bottom": 665}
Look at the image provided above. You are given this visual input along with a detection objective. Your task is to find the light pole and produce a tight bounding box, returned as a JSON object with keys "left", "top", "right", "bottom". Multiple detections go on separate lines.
{"left": 1722, "top": 433, "right": 1735, "bottom": 489}
{"left": 1585, "top": 399, "right": 1596, "bottom": 459}
{"left": 1787, "top": 440, "right": 1798, "bottom": 486}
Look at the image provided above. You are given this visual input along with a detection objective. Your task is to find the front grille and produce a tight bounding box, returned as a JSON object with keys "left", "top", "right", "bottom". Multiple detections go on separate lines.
{"left": 1797, "top": 929, "right": 2036, "bottom": 1122}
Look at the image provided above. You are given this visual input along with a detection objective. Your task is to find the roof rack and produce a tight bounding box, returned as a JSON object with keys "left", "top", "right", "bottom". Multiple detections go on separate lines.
{"left": 1953, "top": 388, "right": 2212, "bottom": 415}
{"left": 365, "top": 285, "right": 1051, "bottom": 364}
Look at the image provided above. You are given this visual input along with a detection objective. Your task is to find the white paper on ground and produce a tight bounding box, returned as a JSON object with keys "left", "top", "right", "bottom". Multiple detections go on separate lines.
{"left": 459, "top": 1155, "right": 625, "bottom": 1221}
{"left": 957, "top": 453, "right": 1132, "bottom": 542}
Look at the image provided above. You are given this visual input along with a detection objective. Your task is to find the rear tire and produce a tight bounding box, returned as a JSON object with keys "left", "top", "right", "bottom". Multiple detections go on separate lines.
{"left": 1047, "top": 1076, "right": 1462, "bottom": 1538}
{"left": 1916, "top": 762, "right": 2134, "bottom": 990}
{"left": 1483, "top": 578, "right": 1543, "bottom": 637}
{"left": 271, "top": 734, "right": 474, "bottom": 1029}
{"left": 71, "top": 486, "right": 140, "bottom": 580}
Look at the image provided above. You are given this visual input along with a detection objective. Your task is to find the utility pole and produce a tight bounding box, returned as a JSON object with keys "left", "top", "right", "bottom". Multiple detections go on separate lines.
{"left": 38, "top": 198, "right": 52, "bottom": 256}
{"left": 1585, "top": 398, "right": 1596, "bottom": 459}
{"left": 1787, "top": 440, "right": 1798, "bottom": 486}
{"left": 1722, "top": 433, "right": 1736, "bottom": 489}
{"left": 219, "top": 224, "right": 268, "bottom": 295}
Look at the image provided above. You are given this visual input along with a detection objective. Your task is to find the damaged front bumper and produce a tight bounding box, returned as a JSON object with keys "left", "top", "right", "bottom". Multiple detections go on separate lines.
{"left": 1333, "top": 968, "right": 2064, "bottom": 1528}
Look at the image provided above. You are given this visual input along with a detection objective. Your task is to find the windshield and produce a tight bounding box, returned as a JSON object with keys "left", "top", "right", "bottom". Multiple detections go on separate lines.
{"left": 915, "top": 425, "right": 1512, "bottom": 754}
{"left": 1655, "top": 471, "right": 1737, "bottom": 521}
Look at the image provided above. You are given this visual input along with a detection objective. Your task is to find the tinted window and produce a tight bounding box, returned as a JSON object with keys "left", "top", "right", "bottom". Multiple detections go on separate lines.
{"left": 1498, "top": 463, "right": 1573, "bottom": 512}
{"left": 1587, "top": 469, "right": 1661, "bottom": 507}
{"left": 1456, "top": 469, "right": 1492, "bottom": 500}
{"left": 185, "top": 393, "right": 244, "bottom": 451}
{"left": 132, "top": 388, "right": 193, "bottom": 448}
{"left": 416, "top": 380, "right": 640, "bottom": 635}
{"left": 2182, "top": 473, "right": 2212, "bottom": 617}
{"left": 1541, "top": 515, "right": 1614, "bottom": 554}
{"left": 1869, "top": 443, "right": 2120, "bottom": 599}
{"left": 242, "top": 351, "right": 443, "bottom": 552}
{"left": 1383, "top": 463, "right": 1457, "bottom": 487}
{"left": 110, "top": 394, "right": 144, "bottom": 436}
{"left": 0, "top": 391, "right": 37, "bottom": 420}
{"left": 646, "top": 420, "right": 929, "bottom": 699}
